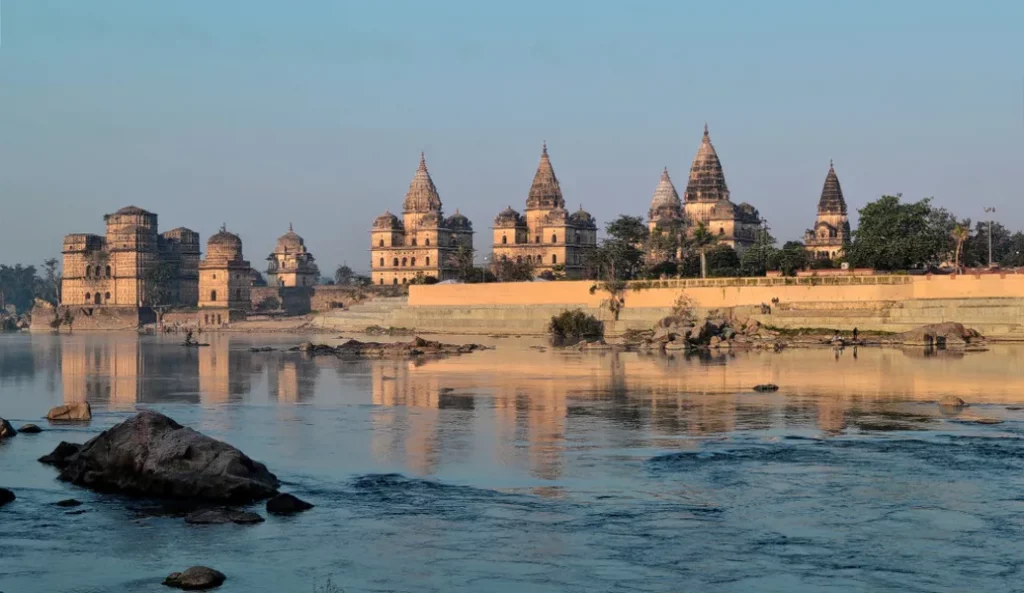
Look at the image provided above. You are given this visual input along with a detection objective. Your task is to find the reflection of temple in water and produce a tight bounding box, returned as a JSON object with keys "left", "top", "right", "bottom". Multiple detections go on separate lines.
{"left": 268, "top": 355, "right": 320, "bottom": 403}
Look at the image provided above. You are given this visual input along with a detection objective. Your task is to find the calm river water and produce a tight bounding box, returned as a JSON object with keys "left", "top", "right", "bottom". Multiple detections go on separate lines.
{"left": 2, "top": 333, "right": 1024, "bottom": 593}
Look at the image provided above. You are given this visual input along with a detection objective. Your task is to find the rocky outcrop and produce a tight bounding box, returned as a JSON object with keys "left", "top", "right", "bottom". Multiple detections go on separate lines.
{"left": 55, "top": 499, "right": 82, "bottom": 507}
{"left": 184, "top": 508, "right": 264, "bottom": 525}
{"left": 46, "top": 411, "right": 279, "bottom": 502}
{"left": 294, "top": 337, "right": 485, "bottom": 359}
{"left": 38, "top": 441, "right": 82, "bottom": 468}
{"left": 18, "top": 423, "right": 42, "bottom": 434}
{"left": 938, "top": 395, "right": 968, "bottom": 408}
{"left": 163, "top": 566, "right": 226, "bottom": 590}
{"left": 894, "top": 323, "right": 983, "bottom": 349}
{"left": 266, "top": 493, "right": 313, "bottom": 515}
{"left": 46, "top": 402, "right": 92, "bottom": 421}
{"left": 0, "top": 418, "right": 16, "bottom": 438}
{"left": 642, "top": 313, "right": 779, "bottom": 353}
{"left": 0, "top": 487, "right": 14, "bottom": 507}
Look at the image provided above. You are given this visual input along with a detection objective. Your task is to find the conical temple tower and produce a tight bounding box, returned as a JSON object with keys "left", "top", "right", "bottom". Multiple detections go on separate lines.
{"left": 525, "top": 143, "right": 565, "bottom": 211}
{"left": 649, "top": 167, "right": 683, "bottom": 227}
{"left": 684, "top": 124, "right": 730, "bottom": 205}
{"left": 804, "top": 160, "right": 851, "bottom": 260}
{"left": 403, "top": 153, "right": 443, "bottom": 219}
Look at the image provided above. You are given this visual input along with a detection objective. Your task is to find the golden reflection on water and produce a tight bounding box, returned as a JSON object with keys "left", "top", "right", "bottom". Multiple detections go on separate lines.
{"left": 50, "top": 335, "right": 1024, "bottom": 479}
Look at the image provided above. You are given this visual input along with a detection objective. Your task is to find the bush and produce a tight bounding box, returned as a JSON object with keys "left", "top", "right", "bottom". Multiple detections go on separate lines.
{"left": 548, "top": 309, "right": 604, "bottom": 344}
{"left": 255, "top": 296, "right": 281, "bottom": 312}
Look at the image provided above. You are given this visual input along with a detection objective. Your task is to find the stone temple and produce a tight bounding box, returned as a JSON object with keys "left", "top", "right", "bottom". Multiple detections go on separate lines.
{"left": 198, "top": 225, "right": 251, "bottom": 326}
{"left": 491, "top": 143, "right": 598, "bottom": 278}
{"left": 266, "top": 224, "right": 319, "bottom": 287}
{"left": 804, "top": 160, "right": 851, "bottom": 260}
{"left": 61, "top": 206, "right": 199, "bottom": 308}
{"left": 370, "top": 154, "right": 475, "bottom": 285}
{"left": 649, "top": 125, "right": 762, "bottom": 254}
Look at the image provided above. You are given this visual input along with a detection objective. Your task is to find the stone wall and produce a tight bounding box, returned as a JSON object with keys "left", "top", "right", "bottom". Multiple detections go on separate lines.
{"left": 30, "top": 303, "right": 152, "bottom": 332}
{"left": 250, "top": 285, "right": 392, "bottom": 315}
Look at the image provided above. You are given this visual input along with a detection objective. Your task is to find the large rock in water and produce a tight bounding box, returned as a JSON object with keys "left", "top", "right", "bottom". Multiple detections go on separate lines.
{"left": 53, "top": 411, "right": 279, "bottom": 502}
{"left": 163, "top": 566, "right": 226, "bottom": 590}
{"left": 897, "top": 322, "right": 982, "bottom": 347}
{"left": 0, "top": 487, "right": 15, "bottom": 507}
{"left": 46, "top": 402, "right": 92, "bottom": 421}
{"left": 0, "top": 418, "right": 16, "bottom": 438}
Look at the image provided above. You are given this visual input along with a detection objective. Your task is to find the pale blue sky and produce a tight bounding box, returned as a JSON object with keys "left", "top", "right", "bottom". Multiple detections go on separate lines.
{"left": 2, "top": 0, "right": 1023, "bottom": 273}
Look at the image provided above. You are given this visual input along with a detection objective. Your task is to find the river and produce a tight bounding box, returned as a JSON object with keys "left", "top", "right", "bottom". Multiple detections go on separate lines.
{"left": 1, "top": 333, "right": 1023, "bottom": 592}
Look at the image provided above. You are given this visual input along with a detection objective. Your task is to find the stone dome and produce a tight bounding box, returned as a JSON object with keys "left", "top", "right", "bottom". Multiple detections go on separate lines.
{"left": 494, "top": 206, "right": 524, "bottom": 227}
{"left": 114, "top": 205, "right": 153, "bottom": 216}
{"left": 373, "top": 211, "right": 404, "bottom": 230}
{"left": 275, "top": 224, "right": 306, "bottom": 253}
{"left": 207, "top": 227, "right": 243, "bottom": 262}
{"left": 649, "top": 168, "right": 682, "bottom": 221}
{"left": 445, "top": 209, "right": 472, "bottom": 230}
{"left": 569, "top": 206, "right": 597, "bottom": 229}
{"left": 403, "top": 153, "right": 443, "bottom": 214}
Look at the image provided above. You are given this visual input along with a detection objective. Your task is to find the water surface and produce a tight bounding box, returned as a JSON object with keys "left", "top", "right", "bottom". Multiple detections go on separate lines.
{"left": 2, "top": 333, "right": 1023, "bottom": 592}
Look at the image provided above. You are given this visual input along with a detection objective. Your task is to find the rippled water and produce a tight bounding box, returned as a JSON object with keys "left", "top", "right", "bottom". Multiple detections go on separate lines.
{"left": 2, "top": 333, "right": 1024, "bottom": 592}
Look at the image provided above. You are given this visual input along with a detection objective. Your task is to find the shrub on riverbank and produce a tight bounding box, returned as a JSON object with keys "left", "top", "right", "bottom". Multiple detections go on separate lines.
{"left": 549, "top": 309, "right": 604, "bottom": 344}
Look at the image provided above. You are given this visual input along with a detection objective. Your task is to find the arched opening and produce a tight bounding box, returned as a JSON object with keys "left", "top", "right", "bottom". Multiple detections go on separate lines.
{"left": 425, "top": 238, "right": 431, "bottom": 246}
{"left": 379, "top": 278, "right": 384, "bottom": 285}
{"left": 104, "top": 292, "right": 111, "bottom": 302}
{"left": 379, "top": 257, "right": 384, "bottom": 267}
{"left": 392, "top": 258, "right": 399, "bottom": 266}
{"left": 516, "top": 256, "right": 522, "bottom": 264}
{"left": 85, "top": 292, "right": 91, "bottom": 302}
{"left": 94, "top": 293, "right": 101, "bottom": 305}
{"left": 401, "top": 257, "right": 408, "bottom": 267}
{"left": 379, "top": 239, "right": 384, "bottom": 247}
{"left": 535, "top": 236, "right": 540, "bottom": 244}
{"left": 217, "top": 314, "right": 222, "bottom": 325}
{"left": 718, "top": 227, "right": 725, "bottom": 235}
{"left": 211, "top": 290, "right": 217, "bottom": 302}
{"left": 236, "top": 288, "right": 241, "bottom": 300}
{"left": 105, "top": 265, "right": 111, "bottom": 277}
{"left": 393, "top": 278, "right": 398, "bottom": 285}
{"left": 401, "top": 278, "right": 407, "bottom": 284}
{"left": 575, "top": 232, "right": 581, "bottom": 244}
{"left": 86, "top": 265, "right": 92, "bottom": 277}
{"left": 412, "top": 237, "right": 418, "bottom": 246}
{"left": 501, "top": 235, "right": 507, "bottom": 245}
{"left": 551, "top": 234, "right": 557, "bottom": 243}
{"left": 552, "top": 254, "right": 557, "bottom": 264}
{"left": 425, "top": 256, "right": 430, "bottom": 266}
{"left": 204, "top": 314, "right": 209, "bottom": 324}
{"left": 411, "top": 257, "right": 417, "bottom": 267}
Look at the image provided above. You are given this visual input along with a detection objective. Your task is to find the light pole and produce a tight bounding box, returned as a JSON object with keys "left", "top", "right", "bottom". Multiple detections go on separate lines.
{"left": 984, "top": 207, "right": 997, "bottom": 268}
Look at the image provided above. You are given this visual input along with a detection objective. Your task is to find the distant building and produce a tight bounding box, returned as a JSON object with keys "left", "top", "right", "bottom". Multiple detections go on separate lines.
{"left": 60, "top": 206, "right": 199, "bottom": 308}
{"left": 266, "top": 224, "right": 319, "bottom": 287}
{"left": 804, "top": 161, "right": 851, "bottom": 260}
{"left": 491, "top": 143, "right": 598, "bottom": 278}
{"left": 370, "top": 154, "right": 474, "bottom": 285}
{"left": 198, "top": 226, "right": 251, "bottom": 326}
{"left": 647, "top": 167, "right": 685, "bottom": 262}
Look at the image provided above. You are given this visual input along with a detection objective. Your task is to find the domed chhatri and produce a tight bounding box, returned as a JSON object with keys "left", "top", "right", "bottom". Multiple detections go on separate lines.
{"left": 369, "top": 153, "right": 475, "bottom": 286}
{"left": 60, "top": 206, "right": 199, "bottom": 308}
{"left": 198, "top": 224, "right": 251, "bottom": 324}
{"left": 491, "top": 143, "right": 598, "bottom": 279}
{"left": 804, "top": 160, "right": 851, "bottom": 261}
{"left": 266, "top": 224, "right": 319, "bottom": 288}
{"left": 648, "top": 167, "right": 683, "bottom": 227}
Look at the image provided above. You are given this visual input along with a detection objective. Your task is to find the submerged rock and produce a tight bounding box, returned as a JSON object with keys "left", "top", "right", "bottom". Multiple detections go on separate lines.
{"left": 0, "top": 487, "right": 15, "bottom": 507}
{"left": 52, "top": 411, "right": 279, "bottom": 503}
{"left": 38, "top": 441, "right": 83, "bottom": 469}
{"left": 55, "top": 498, "right": 82, "bottom": 507}
{"left": 938, "top": 395, "right": 968, "bottom": 408}
{"left": 184, "top": 508, "right": 265, "bottom": 525}
{"left": 0, "top": 418, "right": 16, "bottom": 438}
{"left": 295, "top": 337, "right": 485, "bottom": 359}
{"left": 18, "top": 423, "right": 42, "bottom": 434}
{"left": 46, "top": 402, "right": 92, "bottom": 422}
{"left": 266, "top": 493, "right": 314, "bottom": 515}
{"left": 163, "top": 566, "right": 226, "bottom": 590}
{"left": 753, "top": 384, "right": 780, "bottom": 392}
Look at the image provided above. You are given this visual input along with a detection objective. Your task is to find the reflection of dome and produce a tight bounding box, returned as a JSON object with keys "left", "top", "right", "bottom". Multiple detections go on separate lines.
{"left": 494, "top": 206, "right": 524, "bottom": 227}
{"left": 445, "top": 209, "right": 472, "bottom": 230}
{"left": 569, "top": 206, "right": 597, "bottom": 229}
{"left": 373, "top": 211, "right": 403, "bottom": 230}
{"left": 275, "top": 224, "right": 306, "bottom": 253}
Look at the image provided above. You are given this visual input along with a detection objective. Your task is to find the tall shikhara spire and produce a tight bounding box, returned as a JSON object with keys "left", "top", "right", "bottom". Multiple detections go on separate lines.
{"left": 684, "top": 124, "right": 730, "bottom": 203}
{"left": 649, "top": 167, "right": 682, "bottom": 220}
{"left": 526, "top": 142, "right": 565, "bottom": 210}
{"left": 817, "top": 160, "right": 847, "bottom": 215}
{"left": 403, "top": 152, "right": 442, "bottom": 213}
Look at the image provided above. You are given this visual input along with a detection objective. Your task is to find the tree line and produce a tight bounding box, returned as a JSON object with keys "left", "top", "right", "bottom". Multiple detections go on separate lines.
{"left": 0, "top": 259, "right": 60, "bottom": 313}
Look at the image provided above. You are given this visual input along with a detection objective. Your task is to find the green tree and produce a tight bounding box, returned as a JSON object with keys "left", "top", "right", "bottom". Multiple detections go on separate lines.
{"left": 963, "top": 221, "right": 1012, "bottom": 268}
{"left": 0, "top": 264, "right": 39, "bottom": 313}
{"left": 1002, "top": 232, "right": 1024, "bottom": 268}
{"left": 490, "top": 253, "right": 534, "bottom": 282}
{"left": 740, "top": 226, "right": 777, "bottom": 276}
{"left": 38, "top": 258, "right": 62, "bottom": 305}
{"left": 587, "top": 215, "right": 649, "bottom": 282}
{"left": 951, "top": 223, "right": 970, "bottom": 273}
{"left": 768, "top": 241, "right": 810, "bottom": 276}
{"left": 705, "top": 245, "right": 741, "bottom": 277}
{"left": 684, "top": 222, "right": 719, "bottom": 278}
{"left": 334, "top": 264, "right": 354, "bottom": 285}
{"left": 144, "top": 262, "right": 178, "bottom": 328}
{"left": 447, "top": 246, "right": 477, "bottom": 283}
{"left": 846, "top": 195, "right": 955, "bottom": 270}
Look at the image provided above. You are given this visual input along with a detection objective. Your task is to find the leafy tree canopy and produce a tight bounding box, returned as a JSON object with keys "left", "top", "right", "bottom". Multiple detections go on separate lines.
{"left": 846, "top": 195, "right": 955, "bottom": 270}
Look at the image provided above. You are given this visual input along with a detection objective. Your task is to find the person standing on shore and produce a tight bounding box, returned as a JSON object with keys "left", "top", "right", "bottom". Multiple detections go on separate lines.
{"left": 853, "top": 327, "right": 859, "bottom": 342}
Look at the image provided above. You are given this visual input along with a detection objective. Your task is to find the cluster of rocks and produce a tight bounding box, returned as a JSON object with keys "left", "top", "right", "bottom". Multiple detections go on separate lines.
{"left": 640, "top": 313, "right": 782, "bottom": 352}
{"left": 890, "top": 322, "right": 985, "bottom": 349}
{"left": 0, "top": 308, "right": 31, "bottom": 332}
{"left": 294, "top": 337, "right": 486, "bottom": 359}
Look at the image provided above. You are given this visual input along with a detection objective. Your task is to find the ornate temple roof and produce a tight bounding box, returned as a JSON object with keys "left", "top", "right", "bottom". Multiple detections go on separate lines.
{"left": 569, "top": 205, "right": 597, "bottom": 229}
{"left": 445, "top": 209, "right": 473, "bottom": 230}
{"left": 684, "top": 124, "right": 730, "bottom": 203}
{"left": 275, "top": 223, "right": 307, "bottom": 252}
{"left": 817, "top": 160, "right": 847, "bottom": 215}
{"left": 649, "top": 167, "right": 683, "bottom": 221}
{"left": 494, "top": 206, "right": 526, "bottom": 227}
{"left": 402, "top": 153, "right": 442, "bottom": 214}
{"left": 526, "top": 143, "right": 565, "bottom": 211}
{"left": 373, "top": 210, "right": 404, "bottom": 230}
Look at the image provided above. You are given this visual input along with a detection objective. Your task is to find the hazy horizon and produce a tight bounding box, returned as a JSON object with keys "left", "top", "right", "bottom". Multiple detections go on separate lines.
{"left": 2, "top": 0, "right": 1023, "bottom": 275}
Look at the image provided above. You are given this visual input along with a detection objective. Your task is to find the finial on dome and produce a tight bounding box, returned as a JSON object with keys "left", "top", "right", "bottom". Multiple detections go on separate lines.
{"left": 542, "top": 141, "right": 547, "bottom": 155}
{"left": 455, "top": 208, "right": 460, "bottom": 215}
{"left": 220, "top": 223, "right": 226, "bottom": 233}
{"left": 289, "top": 222, "right": 293, "bottom": 232}
{"left": 704, "top": 122, "right": 709, "bottom": 136}
{"left": 830, "top": 158, "right": 834, "bottom": 169}
{"left": 419, "top": 152, "right": 426, "bottom": 168}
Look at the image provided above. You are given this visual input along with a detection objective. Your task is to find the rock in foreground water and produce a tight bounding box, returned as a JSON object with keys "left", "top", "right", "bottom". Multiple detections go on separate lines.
{"left": 0, "top": 418, "right": 16, "bottom": 438}
{"left": 753, "top": 384, "right": 780, "bottom": 392}
{"left": 163, "top": 566, "right": 226, "bottom": 590}
{"left": 38, "top": 441, "right": 82, "bottom": 469}
{"left": 295, "top": 337, "right": 485, "bottom": 359}
{"left": 266, "top": 492, "right": 314, "bottom": 514}
{"left": 939, "top": 395, "right": 968, "bottom": 408}
{"left": 54, "top": 411, "right": 279, "bottom": 502}
{"left": 46, "top": 402, "right": 92, "bottom": 421}
{"left": 0, "top": 487, "right": 15, "bottom": 507}
{"left": 185, "top": 508, "right": 265, "bottom": 525}
{"left": 18, "top": 423, "right": 42, "bottom": 434}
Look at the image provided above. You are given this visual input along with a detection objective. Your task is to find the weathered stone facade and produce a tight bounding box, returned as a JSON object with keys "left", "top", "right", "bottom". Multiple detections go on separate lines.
{"left": 370, "top": 154, "right": 474, "bottom": 286}
{"left": 266, "top": 224, "right": 319, "bottom": 288}
{"left": 61, "top": 206, "right": 199, "bottom": 308}
{"left": 679, "top": 126, "right": 761, "bottom": 252}
{"left": 198, "top": 227, "right": 251, "bottom": 326}
{"left": 491, "top": 144, "right": 597, "bottom": 278}
{"left": 804, "top": 161, "right": 851, "bottom": 260}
